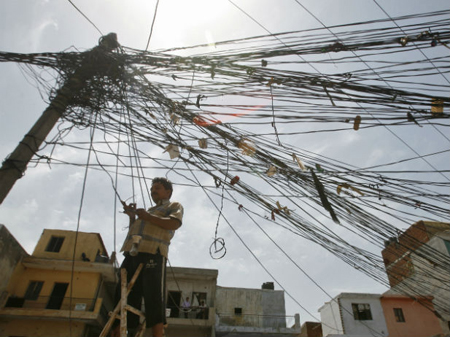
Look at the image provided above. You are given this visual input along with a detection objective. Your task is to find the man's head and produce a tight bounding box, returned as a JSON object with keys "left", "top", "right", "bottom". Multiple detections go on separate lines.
{"left": 151, "top": 177, "right": 173, "bottom": 203}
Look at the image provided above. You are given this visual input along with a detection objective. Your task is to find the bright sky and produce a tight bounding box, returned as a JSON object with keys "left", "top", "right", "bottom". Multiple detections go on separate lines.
{"left": 0, "top": 0, "right": 449, "bottom": 324}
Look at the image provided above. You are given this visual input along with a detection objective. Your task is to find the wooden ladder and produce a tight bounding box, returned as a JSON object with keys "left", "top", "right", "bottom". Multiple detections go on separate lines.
{"left": 99, "top": 263, "right": 146, "bottom": 337}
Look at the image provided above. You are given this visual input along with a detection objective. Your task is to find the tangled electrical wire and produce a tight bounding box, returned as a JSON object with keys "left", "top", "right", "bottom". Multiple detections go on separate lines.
{"left": 1, "top": 9, "right": 450, "bottom": 317}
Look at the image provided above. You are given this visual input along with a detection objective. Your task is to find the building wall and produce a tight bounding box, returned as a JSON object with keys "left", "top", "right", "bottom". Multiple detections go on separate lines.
{"left": 335, "top": 293, "right": 388, "bottom": 336}
{"left": 0, "top": 319, "right": 85, "bottom": 337}
{"left": 382, "top": 221, "right": 450, "bottom": 288}
{"left": 381, "top": 295, "right": 443, "bottom": 337}
{"left": 261, "top": 289, "right": 286, "bottom": 328}
{"left": 0, "top": 224, "right": 28, "bottom": 296}
{"left": 6, "top": 267, "right": 102, "bottom": 310}
{"left": 32, "top": 229, "right": 108, "bottom": 262}
{"left": 216, "top": 333, "right": 302, "bottom": 337}
{"left": 381, "top": 220, "right": 449, "bottom": 332}
{"left": 319, "top": 298, "right": 344, "bottom": 336}
{"left": 427, "top": 232, "right": 450, "bottom": 334}
{"left": 164, "top": 267, "right": 218, "bottom": 337}
{"left": 300, "top": 321, "right": 322, "bottom": 337}
{"left": 6, "top": 228, "right": 108, "bottom": 311}
{"left": 166, "top": 267, "right": 217, "bottom": 308}
{"left": 0, "top": 228, "right": 115, "bottom": 337}
{"left": 391, "top": 231, "right": 450, "bottom": 335}
{"left": 381, "top": 221, "right": 450, "bottom": 335}
{"left": 215, "top": 286, "right": 286, "bottom": 329}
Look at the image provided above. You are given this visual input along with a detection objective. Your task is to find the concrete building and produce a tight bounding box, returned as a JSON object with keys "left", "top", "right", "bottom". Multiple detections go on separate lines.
{"left": 165, "top": 266, "right": 218, "bottom": 337}
{"left": 215, "top": 283, "right": 301, "bottom": 337}
{"left": 380, "top": 291, "right": 444, "bottom": 337}
{"left": 0, "top": 228, "right": 117, "bottom": 337}
{"left": 382, "top": 220, "right": 450, "bottom": 334}
{"left": 0, "top": 225, "right": 28, "bottom": 297}
{"left": 319, "top": 293, "right": 388, "bottom": 337}
{"left": 300, "top": 321, "right": 322, "bottom": 337}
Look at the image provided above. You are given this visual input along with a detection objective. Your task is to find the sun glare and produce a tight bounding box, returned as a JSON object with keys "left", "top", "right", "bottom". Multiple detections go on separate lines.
{"left": 151, "top": 0, "right": 231, "bottom": 49}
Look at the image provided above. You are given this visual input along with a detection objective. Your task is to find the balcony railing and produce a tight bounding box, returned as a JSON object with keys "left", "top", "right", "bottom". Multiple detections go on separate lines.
{"left": 1, "top": 294, "right": 108, "bottom": 324}
{"left": 216, "top": 313, "right": 297, "bottom": 329}
{"left": 167, "top": 306, "right": 210, "bottom": 320}
{"left": 166, "top": 307, "right": 216, "bottom": 328}
{"left": 4, "top": 295, "right": 97, "bottom": 312}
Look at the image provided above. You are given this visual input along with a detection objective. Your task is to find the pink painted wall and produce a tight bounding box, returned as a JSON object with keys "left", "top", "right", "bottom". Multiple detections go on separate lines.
{"left": 381, "top": 295, "right": 443, "bottom": 337}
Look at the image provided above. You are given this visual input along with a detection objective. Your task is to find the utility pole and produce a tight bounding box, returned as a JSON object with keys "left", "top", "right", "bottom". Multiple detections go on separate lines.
{"left": 0, "top": 33, "right": 120, "bottom": 204}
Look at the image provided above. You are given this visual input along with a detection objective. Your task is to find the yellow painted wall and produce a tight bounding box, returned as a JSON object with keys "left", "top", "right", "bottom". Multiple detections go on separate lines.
{"left": 6, "top": 260, "right": 26, "bottom": 294}
{"left": 0, "top": 319, "right": 85, "bottom": 337}
{"left": 5, "top": 230, "right": 105, "bottom": 309}
{"left": 32, "top": 229, "right": 108, "bottom": 262}
{"left": 7, "top": 267, "right": 101, "bottom": 310}
{"left": 0, "top": 229, "right": 112, "bottom": 336}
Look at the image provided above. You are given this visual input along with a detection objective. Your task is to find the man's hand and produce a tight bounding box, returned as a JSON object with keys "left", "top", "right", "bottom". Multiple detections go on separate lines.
{"left": 135, "top": 208, "right": 149, "bottom": 219}
{"left": 121, "top": 201, "right": 137, "bottom": 218}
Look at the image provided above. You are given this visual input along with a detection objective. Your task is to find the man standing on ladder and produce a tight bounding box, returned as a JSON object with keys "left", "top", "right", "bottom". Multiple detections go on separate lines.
{"left": 118, "top": 177, "right": 184, "bottom": 337}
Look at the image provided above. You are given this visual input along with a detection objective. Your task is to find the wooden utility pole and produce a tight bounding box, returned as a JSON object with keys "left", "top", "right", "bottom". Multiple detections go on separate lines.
{"left": 0, "top": 33, "right": 120, "bottom": 204}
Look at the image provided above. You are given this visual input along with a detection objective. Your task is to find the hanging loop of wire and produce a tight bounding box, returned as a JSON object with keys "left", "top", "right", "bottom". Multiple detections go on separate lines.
{"left": 209, "top": 140, "right": 231, "bottom": 260}
{"left": 209, "top": 237, "right": 226, "bottom": 260}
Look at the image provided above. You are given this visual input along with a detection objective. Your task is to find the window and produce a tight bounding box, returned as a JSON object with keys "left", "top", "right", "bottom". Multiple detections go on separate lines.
{"left": 234, "top": 307, "right": 242, "bottom": 316}
{"left": 5, "top": 297, "right": 25, "bottom": 308}
{"left": 393, "top": 308, "right": 405, "bottom": 322}
{"left": 167, "top": 291, "right": 181, "bottom": 318}
{"left": 193, "top": 292, "right": 208, "bottom": 320}
{"left": 24, "top": 281, "right": 44, "bottom": 300}
{"left": 45, "top": 236, "right": 65, "bottom": 252}
{"left": 192, "top": 292, "right": 207, "bottom": 306}
{"left": 351, "top": 303, "right": 373, "bottom": 320}
{"left": 46, "top": 283, "right": 68, "bottom": 310}
{"left": 444, "top": 240, "right": 450, "bottom": 256}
